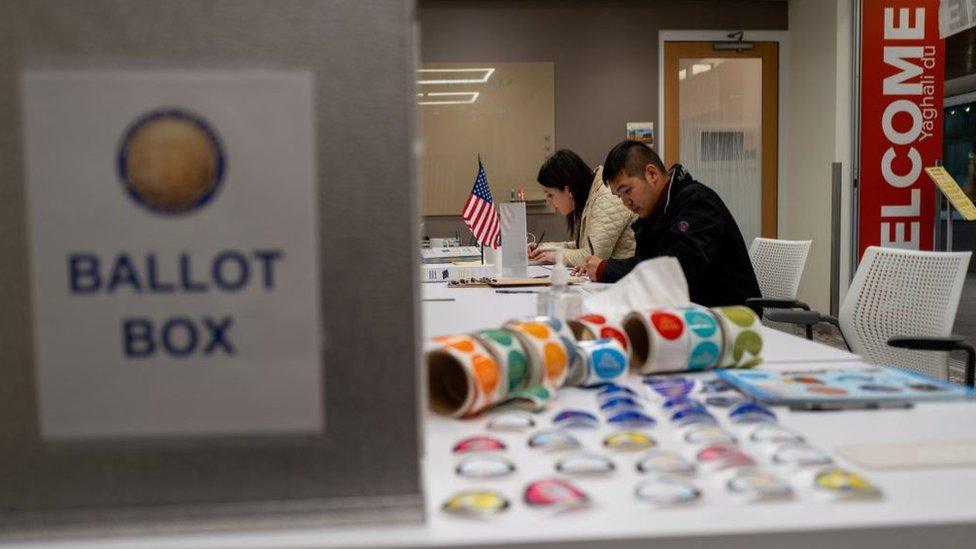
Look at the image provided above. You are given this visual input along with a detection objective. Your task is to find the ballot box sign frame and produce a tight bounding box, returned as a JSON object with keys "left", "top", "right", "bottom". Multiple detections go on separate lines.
{"left": 858, "top": 0, "right": 943, "bottom": 255}
{"left": 20, "top": 69, "right": 324, "bottom": 441}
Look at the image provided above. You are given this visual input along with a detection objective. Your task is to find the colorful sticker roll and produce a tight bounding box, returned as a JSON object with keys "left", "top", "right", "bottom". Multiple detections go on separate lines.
{"left": 427, "top": 335, "right": 503, "bottom": 417}
{"left": 622, "top": 309, "right": 690, "bottom": 374}
{"left": 712, "top": 306, "right": 764, "bottom": 368}
{"left": 569, "top": 313, "right": 632, "bottom": 363}
{"left": 504, "top": 319, "right": 571, "bottom": 390}
{"left": 474, "top": 328, "right": 531, "bottom": 393}
{"left": 679, "top": 306, "right": 725, "bottom": 370}
{"left": 575, "top": 338, "right": 629, "bottom": 387}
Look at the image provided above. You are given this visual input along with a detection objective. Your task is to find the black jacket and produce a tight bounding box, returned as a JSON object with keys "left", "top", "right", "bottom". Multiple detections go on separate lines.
{"left": 599, "top": 164, "right": 761, "bottom": 308}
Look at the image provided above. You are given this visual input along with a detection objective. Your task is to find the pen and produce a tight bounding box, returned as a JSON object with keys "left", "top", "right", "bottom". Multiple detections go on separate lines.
{"left": 537, "top": 230, "right": 546, "bottom": 246}
{"left": 495, "top": 290, "right": 539, "bottom": 294}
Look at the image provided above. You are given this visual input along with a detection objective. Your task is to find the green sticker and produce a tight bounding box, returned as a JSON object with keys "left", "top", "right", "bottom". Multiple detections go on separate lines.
{"left": 732, "top": 330, "right": 763, "bottom": 363}
{"left": 721, "top": 306, "right": 757, "bottom": 328}
{"left": 507, "top": 350, "right": 529, "bottom": 390}
{"left": 480, "top": 329, "right": 513, "bottom": 346}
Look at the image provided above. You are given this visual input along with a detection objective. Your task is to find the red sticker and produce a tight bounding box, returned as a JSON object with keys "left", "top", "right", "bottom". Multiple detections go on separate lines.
{"left": 524, "top": 478, "right": 589, "bottom": 508}
{"left": 452, "top": 436, "right": 506, "bottom": 454}
{"left": 651, "top": 312, "right": 684, "bottom": 340}
{"left": 600, "top": 326, "right": 629, "bottom": 350}
{"left": 578, "top": 314, "right": 606, "bottom": 325}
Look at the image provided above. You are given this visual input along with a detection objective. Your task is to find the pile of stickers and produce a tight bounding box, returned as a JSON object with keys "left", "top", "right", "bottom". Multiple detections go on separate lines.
{"left": 441, "top": 374, "right": 882, "bottom": 517}
{"left": 426, "top": 305, "right": 764, "bottom": 419}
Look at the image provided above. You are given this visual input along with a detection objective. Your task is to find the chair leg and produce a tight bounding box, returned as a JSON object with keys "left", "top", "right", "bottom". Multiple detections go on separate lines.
{"left": 961, "top": 342, "right": 976, "bottom": 388}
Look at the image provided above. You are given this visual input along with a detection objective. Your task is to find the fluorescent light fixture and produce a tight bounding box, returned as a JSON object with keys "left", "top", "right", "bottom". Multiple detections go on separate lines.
{"left": 418, "top": 91, "right": 479, "bottom": 106}
{"left": 692, "top": 63, "right": 711, "bottom": 75}
{"left": 417, "top": 67, "right": 495, "bottom": 85}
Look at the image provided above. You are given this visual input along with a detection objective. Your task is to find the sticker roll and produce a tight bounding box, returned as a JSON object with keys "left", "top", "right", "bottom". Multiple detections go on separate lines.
{"left": 679, "top": 306, "right": 725, "bottom": 371}
{"left": 427, "top": 334, "right": 503, "bottom": 417}
{"left": 504, "top": 319, "right": 572, "bottom": 389}
{"left": 568, "top": 313, "right": 632, "bottom": 365}
{"left": 712, "top": 306, "right": 764, "bottom": 368}
{"left": 576, "top": 338, "right": 628, "bottom": 387}
{"left": 474, "top": 328, "right": 532, "bottom": 394}
{"left": 622, "top": 309, "right": 691, "bottom": 374}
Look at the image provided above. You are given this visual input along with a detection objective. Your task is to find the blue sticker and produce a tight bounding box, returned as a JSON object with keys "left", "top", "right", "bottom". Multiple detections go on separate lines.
{"left": 592, "top": 348, "right": 627, "bottom": 379}
{"left": 705, "top": 395, "right": 746, "bottom": 408}
{"left": 546, "top": 317, "right": 564, "bottom": 331}
{"left": 600, "top": 396, "right": 642, "bottom": 411}
{"left": 662, "top": 396, "right": 697, "bottom": 410}
{"left": 670, "top": 408, "right": 717, "bottom": 426}
{"left": 645, "top": 378, "right": 695, "bottom": 398}
{"left": 553, "top": 409, "right": 598, "bottom": 424}
{"left": 607, "top": 410, "right": 656, "bottom": 427}
{"left": 598, "top": 385, "right": 637, "bottom": 398}
{"left": 684, "top": 309, "right": 717, "bottom": 338}
{"left": 688, "top": 341, "right": 721, "bottom": 370}
{"left": 729, "top": 401, "right": 777, "bottom": 423}
{"left": 701, "top": 379, "right": 734, "bottom": 393}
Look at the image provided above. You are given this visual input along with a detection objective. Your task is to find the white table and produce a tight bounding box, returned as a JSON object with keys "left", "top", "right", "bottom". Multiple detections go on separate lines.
{"left": 8, "top": 275, "right": 976, "bottom": 549}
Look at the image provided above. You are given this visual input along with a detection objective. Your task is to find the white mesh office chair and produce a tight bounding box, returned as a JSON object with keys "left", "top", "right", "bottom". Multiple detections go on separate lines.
{"left": 768, "top": 246, "right": 975, "bottom": 385}
{"left": 745, "top": 238, "right": 813, "bottom": 337}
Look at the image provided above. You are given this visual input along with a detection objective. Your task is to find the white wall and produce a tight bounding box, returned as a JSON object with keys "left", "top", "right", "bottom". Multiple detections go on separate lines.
{"left": 782, "top": 0, "right": 854, "bottom": 311}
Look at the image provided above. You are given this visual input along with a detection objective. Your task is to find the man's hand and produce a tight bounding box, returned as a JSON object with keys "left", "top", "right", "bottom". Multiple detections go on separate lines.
{"left": 572, "top": 255, "right": 603, "bottom": 280}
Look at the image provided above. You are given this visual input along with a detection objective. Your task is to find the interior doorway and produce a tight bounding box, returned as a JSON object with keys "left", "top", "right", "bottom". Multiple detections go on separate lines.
{"left": 662, "top": 40, "right": 780, "bottom": 242}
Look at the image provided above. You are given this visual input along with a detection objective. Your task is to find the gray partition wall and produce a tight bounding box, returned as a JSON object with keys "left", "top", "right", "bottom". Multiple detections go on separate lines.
{"left": 0, "top": 0, "right": 423, "bottom": 535}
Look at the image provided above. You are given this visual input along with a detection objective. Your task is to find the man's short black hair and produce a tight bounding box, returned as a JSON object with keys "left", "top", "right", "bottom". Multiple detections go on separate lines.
{"left": 601, "top": 140, "right": 667, "bottom": 185}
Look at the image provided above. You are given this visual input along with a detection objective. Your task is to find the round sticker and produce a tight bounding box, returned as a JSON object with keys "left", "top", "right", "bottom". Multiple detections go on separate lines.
{"left": 487, "top": 412, "right": 536, "bottom": 431}
{"left": 636, "top": 450, "right": 696, "bottom": 476}
{"left": 603, "top": 431, "right": 656, "bottom": 451}
{"left": 524, "top": 478, "right": 590, "bottom": 508}
{"left": 729, "top": 401, "right": 777, "bottom": 424}
{"left": 705, "top": 395, "right": 746, "bottom": 408}
{"left": 442, "top": 490, "right": 510, "bottom": 516}
{"left": 749, "top": 424, "right": 805, "bottom": 444}
{"left": 772, "top": 444, "right": 833, "bottom": 468}
{"left": 553, "top": 409, "right": 599, "bottom": 425}
{"left": 455, "top": 455, "right": 516, "bottom": 478}
{"left": 813, "top": 468, "right": 881, "bottom": 498}
{"left": 599, "top": 326, "right": 629, "bottom": 350}
{"left": 452, "top": 436, "right": 506, "bottom": 454}
{"left": 645, "top": 377, "right": 696, "bottom": 398}
{"left": 684, "top": 309, "right": 718, "bottom": 338}
{"left": 598, "top": 384, "right": 638, "bottom": 398}
{"left": 684, "top": 425, "right": 737, "bottom": 446}
{"left": 651, "top": 312, "right": 684, "bottom": 340}
{"left": 726, "top": 469, "right": 793, "bottom": 500}
{"left": 635, "top": 476, "right": 701, "bottom": 505}
{"left": 555, "top": 452, "right": 616, "bottom": 476}
{"left": 670, "top": 408, "right": 717, "bottom": 427}
{"left": 600, "top": 396, "right": 642, "bottom": 411}
{"left": 688, "top": 341, "right": 722, "bottom": 370}
{"left": 607, "top": 410, "right": 657, "bottom": 427}
{"left": 701, "top": 379, "right": 734, "bottom": 393}
{"left": 528, "top": 429, "right": 582, "bottom": 452}
{"left": 591, "top": 347, "right": 628, "bottom": 379}
{"left": 696, "top": 445, "right": 755, "bottom": 469}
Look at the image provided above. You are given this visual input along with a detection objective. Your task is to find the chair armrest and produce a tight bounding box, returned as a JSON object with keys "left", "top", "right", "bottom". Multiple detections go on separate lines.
{"left": 764, "top": 309, "right": 836, "bottom": 326}
{"left": 745, "top": 298, "right": 811, "bottom": 311}
{"left": 888, "top": 335, "right": 975, "bottom": 387}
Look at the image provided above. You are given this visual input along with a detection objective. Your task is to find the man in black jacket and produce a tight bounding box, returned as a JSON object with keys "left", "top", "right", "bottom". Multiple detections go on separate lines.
{"left": 576, "top": 140, "right": 761, "bottom": 308}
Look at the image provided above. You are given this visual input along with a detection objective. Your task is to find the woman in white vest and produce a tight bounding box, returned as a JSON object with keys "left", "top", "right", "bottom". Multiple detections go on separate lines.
{"left": 528, "top": 149, "right": 636, "bottom": 267}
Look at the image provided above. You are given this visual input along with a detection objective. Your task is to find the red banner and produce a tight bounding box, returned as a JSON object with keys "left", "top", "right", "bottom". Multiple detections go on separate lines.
{"left": 859, "top": 0, "right": 943, "bottom": 256}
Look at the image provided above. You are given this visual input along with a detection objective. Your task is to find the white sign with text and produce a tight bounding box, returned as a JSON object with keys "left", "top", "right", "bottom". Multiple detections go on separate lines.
{"left": 21, "top": 70, "right": 323, "bottom": 439}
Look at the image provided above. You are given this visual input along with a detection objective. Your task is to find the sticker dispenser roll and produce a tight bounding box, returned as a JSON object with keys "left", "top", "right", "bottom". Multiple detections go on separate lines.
{"left": 575, "top": 338, "right": 628, "bottom": 387}
{"left": 679, "top": 306, "right": 725, "bottom": 371}
{"left": 712, "top": 306, "right": 764, "bottom": 368}
{"left": 569, "top": 313, "right": 632, "bottom": 363}
{"left": 426, "top": 334, "right": 503, "bottom": 417}
{"left": 504, "top": 318, "right": 572, "bottom": 390}
{"left": 622, "top": 309, "right": 691, "bottom": 374}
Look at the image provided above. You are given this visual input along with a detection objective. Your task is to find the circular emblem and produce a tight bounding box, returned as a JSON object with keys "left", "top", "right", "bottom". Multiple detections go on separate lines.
{"left": 118, "top": 108, "right": 225, "bottom": 215}
{"left": 676, "top": 220, "right": 691, "bottom": 232}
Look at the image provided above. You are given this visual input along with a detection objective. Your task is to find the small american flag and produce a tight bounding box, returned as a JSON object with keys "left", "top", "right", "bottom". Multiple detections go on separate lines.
{"left": 462, "top": 159, "right": 500, "bottom": 249}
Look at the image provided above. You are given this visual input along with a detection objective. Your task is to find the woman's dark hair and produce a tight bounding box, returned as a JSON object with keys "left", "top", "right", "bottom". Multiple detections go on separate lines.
{"left": 536, "top": 149, "right": 594, "bottom": 240}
